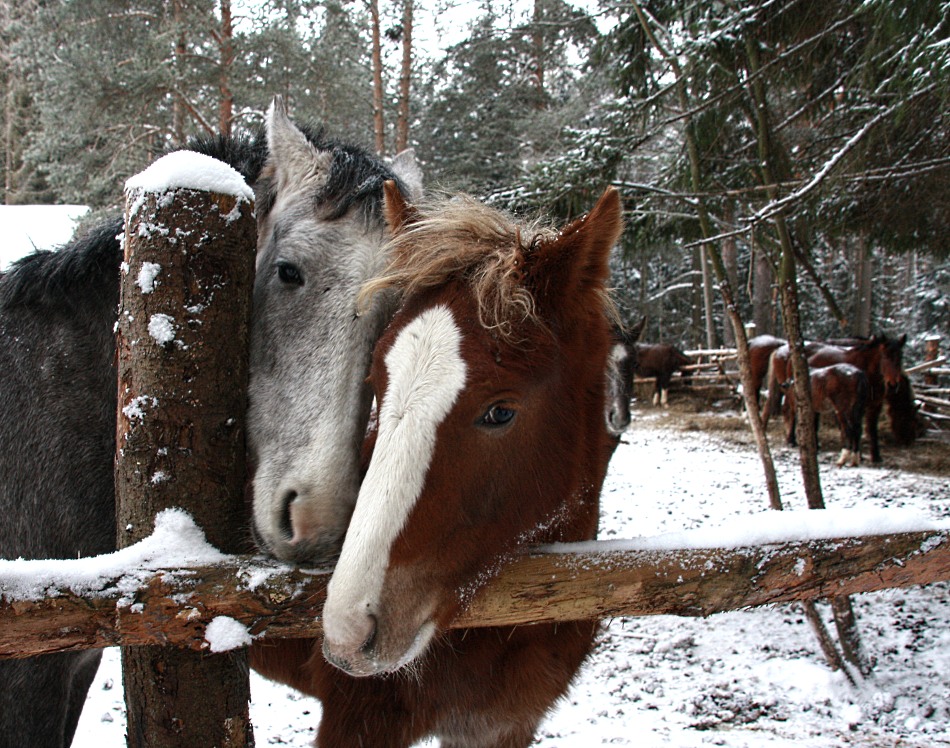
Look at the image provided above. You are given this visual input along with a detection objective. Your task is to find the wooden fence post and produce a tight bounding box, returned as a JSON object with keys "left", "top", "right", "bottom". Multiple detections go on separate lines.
{"left": 116, "top": 152, "right": 256, "bottom": 747}
{"left": 924, "top": 336, "right": 940, "bottom": 387}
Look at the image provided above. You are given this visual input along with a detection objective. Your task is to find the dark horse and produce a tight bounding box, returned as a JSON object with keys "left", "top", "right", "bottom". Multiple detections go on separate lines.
{"left": 0, "top": 102, "right": 420, "bottom": 747}
{"left": 634, "top": 342, "right": 692, "bottom": 406}
{"left": 785, "top": 363, "right": 870, "bottom": 466}
{"left": 781, "top": 335, "right": 905, "bottom": 463}
{"left": 604, "top": 318, "right": 645, "bottom": 440}
{"left": 886, "top": 373, "right": 922, "bottom": 446}
{"left": 251, "top": 185, "right": 622, "bottom": 746}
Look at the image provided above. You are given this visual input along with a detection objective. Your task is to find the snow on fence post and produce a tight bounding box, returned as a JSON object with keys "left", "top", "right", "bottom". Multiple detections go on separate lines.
{"left": 116, "top": 152, "right": 256, "bottom": 748}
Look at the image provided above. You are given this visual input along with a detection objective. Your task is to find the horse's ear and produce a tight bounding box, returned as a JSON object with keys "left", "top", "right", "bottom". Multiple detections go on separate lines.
{"left": 383, "top": 180, "right": 421, "bottom": 235}
{"left": 389, "top": 149, "right": 423, "bottom": 201}
{"left": 265, "top": 96, "right": 332, "bottom": 194}
{"left": 631, "top": 315, "right": 647, "bottom": 342}
{"left": 524, "top": 187, "right": 623, "bottom": 319}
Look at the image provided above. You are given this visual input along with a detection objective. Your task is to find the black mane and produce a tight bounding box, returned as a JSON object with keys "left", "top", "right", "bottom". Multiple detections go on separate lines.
{"left": 0, "top": 216, "right": 123, "bottom": 312}
{"left": 254, "top": 122, "right": 406, "bottom": 224}
{"left": 179, "top": 129, "right": 269, "bottom": 186}
{"left": 1, "top": 121, "right": 403, "bottom": 311}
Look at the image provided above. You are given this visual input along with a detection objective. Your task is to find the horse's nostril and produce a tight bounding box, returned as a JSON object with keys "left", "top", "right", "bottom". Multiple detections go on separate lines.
{"left": 279, "top": 490, "right": 297, "bottom": 541}
{"left": 360, "top": 614, "right": 378, "bottom": 654}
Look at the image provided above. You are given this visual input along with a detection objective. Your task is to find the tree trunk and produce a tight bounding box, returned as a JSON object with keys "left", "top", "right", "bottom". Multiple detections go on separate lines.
{"left": 852, "top": 233, "right": 873, "bottom": 337}
{"left": 116, "top": 166, "right": 256, "bottom": 747}
{"left": 630, "top": 1, "right": 782, "bottom": 509}
{"left": 395, "top": 0, "right": 413, "bottom": 152}
{"left": 217, "top": 0, "right": 234, "bottom": 137}
{"left": 744, "top": 34, "right": 867, "bottom": 677}
{"left": 701, "top": 246, "right": 718, "bottom": 349}
{"left": 369, "top": 0, "right": 385, "bottom": 154}
{"left": 752, "top": 244, "right": 774, "bottom": 336}
{"left": 721, "top": 202, "right": 738, "bottom": 348}
{"left": 172, "top": 0, "right": 186, "bottom": 145}
{"left": 532, "top": 0, "right": 546, "bottom": 103}
{"left": 690, "top": 246, "right": 703, "bottom": 346}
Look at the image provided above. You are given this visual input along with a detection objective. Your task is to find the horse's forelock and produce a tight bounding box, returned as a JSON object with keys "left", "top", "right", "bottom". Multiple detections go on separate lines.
{"left": 363, "top": 197, "right": 552, "bottom": 341}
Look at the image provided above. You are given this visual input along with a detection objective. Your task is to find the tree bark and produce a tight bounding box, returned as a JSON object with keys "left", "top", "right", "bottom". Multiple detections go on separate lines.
{"left": 852, "top": 233, "right": 873, "bottom": 337}
{"left": 395, "top": 0, "right": 413, "bottom": 152}
{"left": 752, "top": 244, "right": 774, "bottom": 336}
{"left": 1, "top": 529, "right": 947, "bottom": 659}
{"left": 630, "top": 1, "right": 781, "bottom": 509}
{"left": 117, "top": 176, "right": 256, "bottom": 746}
{"left": 532, "top": 0, "right": 546, "bottom": 102}
{"left": 721, "top": 202, "right": 738, "bottom": 348}
{"left": 217, "top": 0, "right": 234, "bottom": 137}
{"left": 369, "top": 0, "right": 385, "bottom": 154}
{"left": 744, "top": 34, "right": 867, "bottom": 677}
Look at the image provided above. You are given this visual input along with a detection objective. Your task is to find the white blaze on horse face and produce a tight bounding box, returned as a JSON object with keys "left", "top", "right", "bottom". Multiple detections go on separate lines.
{"left": 323, "top": 305, "right": 466, "bottom": 662}
{"left": 605, "top": 342, "right": 629, "bottom": 436}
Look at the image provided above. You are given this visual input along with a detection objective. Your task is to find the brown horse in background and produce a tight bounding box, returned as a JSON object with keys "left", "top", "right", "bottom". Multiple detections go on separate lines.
{"left": 605, "top": 318, "right": 645, "bottom": 441}
{"left": 635, "top": 342, "right": 692, "bottom": 406}
{"left": 747, "top": 334, "right": 785, "bottom": 408}
{"left": 781, "top": 334, "right": 905, "bottom": 462}
{"left": 784, "top": 363, "right": 869, "bottom": 466}
{"left": 886, "top": 373, "right": 923, "bottom": 446}
{"left": 760, "top": 340, "right": 827, "bottom": 425}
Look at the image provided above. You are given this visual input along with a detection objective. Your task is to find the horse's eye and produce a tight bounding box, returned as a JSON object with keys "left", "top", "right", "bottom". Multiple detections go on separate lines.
{"left": 277, "top": 262, "right": 304, "bottom": 286}
{"left": 480, "top": 404, "right": 516, "bottom": 427}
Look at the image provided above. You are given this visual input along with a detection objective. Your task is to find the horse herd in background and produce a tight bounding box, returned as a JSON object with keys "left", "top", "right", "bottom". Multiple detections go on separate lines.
{"left": 0, "top": 99, "right": 921, "bottom": 748}
{"left": 614, "top": 327, "right": 914, "bottom": 468}
{"left": 748, "top": 332, "right": 912, "bottom": 466}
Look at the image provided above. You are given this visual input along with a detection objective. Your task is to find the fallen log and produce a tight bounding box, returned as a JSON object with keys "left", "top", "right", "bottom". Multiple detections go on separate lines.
{"left": 1, "top": 510, "right": 948, "bottom": 660}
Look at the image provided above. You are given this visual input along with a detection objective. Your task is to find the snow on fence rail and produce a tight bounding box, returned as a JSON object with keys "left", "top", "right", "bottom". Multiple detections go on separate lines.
{"left": 1, "top": 509, "right": 949, "bottom": 659}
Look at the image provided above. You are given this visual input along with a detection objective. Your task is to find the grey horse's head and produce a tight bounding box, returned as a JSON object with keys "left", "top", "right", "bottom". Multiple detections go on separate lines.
{"left": 248, "top": 98, "right": 422, "bottom": 565}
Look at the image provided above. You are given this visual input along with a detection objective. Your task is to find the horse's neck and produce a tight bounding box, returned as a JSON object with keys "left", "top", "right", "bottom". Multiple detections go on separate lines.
{"left": 853, "top": 346, "right": 882, "bottom": 374}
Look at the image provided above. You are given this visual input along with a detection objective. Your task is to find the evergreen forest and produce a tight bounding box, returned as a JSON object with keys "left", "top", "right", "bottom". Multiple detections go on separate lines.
{"left": 2, "top": 0, "right": 948, "bottom": 353}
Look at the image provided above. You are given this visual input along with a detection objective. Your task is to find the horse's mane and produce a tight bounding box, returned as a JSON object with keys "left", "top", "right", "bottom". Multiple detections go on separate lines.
{"left": 362, "top": 195, "right": 556, "bottom": 340}
{"left": 3, "top": 121, "right": 403, "bottom": 312}
{"left": 0, "top": 216, "right": 124, "bottom": 311}
{"left": 253, "top": 123, "right": 407, "bottom": 225}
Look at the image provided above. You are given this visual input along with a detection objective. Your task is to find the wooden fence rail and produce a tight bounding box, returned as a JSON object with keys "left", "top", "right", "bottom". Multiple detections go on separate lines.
{"left": 2, "top": 517, "right": 948, "bottom": 660}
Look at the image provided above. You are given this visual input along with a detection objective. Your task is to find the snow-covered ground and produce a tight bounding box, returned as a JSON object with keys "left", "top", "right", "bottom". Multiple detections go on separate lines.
{"left": 74, "top": 408, "right": 950, "bottom": 747}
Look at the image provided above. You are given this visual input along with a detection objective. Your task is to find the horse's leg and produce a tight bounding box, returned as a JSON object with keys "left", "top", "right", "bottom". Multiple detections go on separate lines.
{"left": 658, "top": 374, "right": 670, "bottom": 408}
{"left": 833, "top": 405, "right": 852, "bottom": 467}
{"left": 0, "top": 650, "right": 102, "bottom": 748}
{"left": 440, "top": 723, "right": 539, "bottom": 748}
{"left": 851, "top": 400, "right": 864, "bottom": 466}
{"left": 783, "top": 389, "right": 797, "bottom": 446}
{"left": 866, "top": 393, "right": 883, "bottom": 463}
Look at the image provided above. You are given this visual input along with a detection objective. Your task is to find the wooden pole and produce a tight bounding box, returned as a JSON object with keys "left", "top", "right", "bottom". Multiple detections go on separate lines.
{"left": 116, "top": 155, "right": 256, "bottom": 747}
{"left": 924, "top": 336, "right": 940, "bottom": 387}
